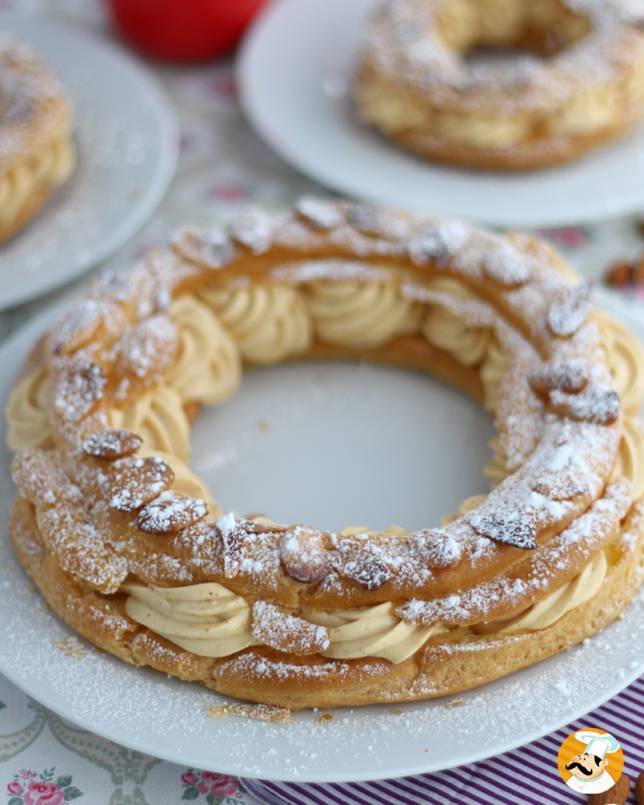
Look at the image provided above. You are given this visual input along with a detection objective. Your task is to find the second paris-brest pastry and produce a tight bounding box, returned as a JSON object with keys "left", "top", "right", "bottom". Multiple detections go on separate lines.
{"left": 0, "top": 38, "right": 75, "bottom": 243}
{"left": 5, "top": 199, "right": 644, "bottom": 709}
{"left": 354, "top": 0, "right": 644, "bottom": 170}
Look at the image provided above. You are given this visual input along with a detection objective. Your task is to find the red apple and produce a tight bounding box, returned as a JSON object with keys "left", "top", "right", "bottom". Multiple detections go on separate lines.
{"left": 107, "top": 0, "right": 268, "bottom": 61}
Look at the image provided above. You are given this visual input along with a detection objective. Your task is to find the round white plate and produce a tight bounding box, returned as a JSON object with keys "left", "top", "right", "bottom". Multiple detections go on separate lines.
{"left": 238, "top": 0, "right": 644, "bottom": 228}
{"left": 0, "top": 291, "right": 642, "bottom": 782}
{"left": 0, "top": 15, "right": 177, "bottom": 310}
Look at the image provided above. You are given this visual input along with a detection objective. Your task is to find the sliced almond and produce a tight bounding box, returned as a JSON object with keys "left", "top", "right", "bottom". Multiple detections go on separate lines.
{"left": 136, "top": 491, "right": 208, "bottom": 534}
{"left": 252, "top": 600, "right": 329, "bottom": 655}
{"left": 53, "top": 361, "right": 106, "bottom": 422}
{"left": 107, "top": 455, "right": 175, "bottom": 512}
{"left": 83, "top": 429, "right": 143, "bottom": 460}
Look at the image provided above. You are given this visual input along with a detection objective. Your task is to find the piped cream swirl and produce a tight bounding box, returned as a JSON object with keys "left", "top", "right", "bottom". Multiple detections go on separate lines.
{"left": 199, "top": 285, "right": 312, "bottom": 364}
{"left": 421, "top": 278, "right": 491, "bottom": 367}
{"left": 168, "top": 295, "right": 241, "bottom": 405}
{"left": 599, "top": 313, "right": 644, "bottom": 414}
{"left": 124, "top": 583, "right": 256, "bottom": 657}
{"left": 107, "top": 385, "right": 191, "bottom": 462}
{"left": 480, "top": 552, "right": 608, "bottom": 635}
{"left": 0, "top": 136, "right": 74, "bottom": 229}
{"left": 305, "top": 280, "right": 422, "bottom": 348}
{"left": 5, "top": 365, "right": 52, "bottom": 450}
{"left": 304, "top": 602, "right": 444, "bottom": 663}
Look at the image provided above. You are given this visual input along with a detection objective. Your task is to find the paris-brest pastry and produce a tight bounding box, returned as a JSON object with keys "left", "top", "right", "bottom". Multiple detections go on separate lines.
{"left": 6, "top": 199, "right": 644, "bottom": 708}
{"left": 354, "top": 0, "right": 644, "bottom": 170}
{"left": 0, "top": 38, "right": 75, "bottom": 242}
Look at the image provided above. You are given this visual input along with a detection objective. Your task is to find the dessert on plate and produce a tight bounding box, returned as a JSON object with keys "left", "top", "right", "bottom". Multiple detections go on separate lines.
{"left": 0, "top": 37, "right": 75, "bottom": 243}
{"left": 354, "top": 0, "right": 644, "bottom": 170}
{"left": 5, "top": 199, "right": 644, "bottom": 708}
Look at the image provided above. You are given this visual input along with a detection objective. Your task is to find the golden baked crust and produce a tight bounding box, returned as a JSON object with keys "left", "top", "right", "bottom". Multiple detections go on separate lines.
{"left": 5, "top": 199, "right": 644, "bottom": 708}
{"left": 354, "top": 0, "right": 644, "bottom": 171}
{"left": 0, "top": 38, "right": 75, "bottom": 242}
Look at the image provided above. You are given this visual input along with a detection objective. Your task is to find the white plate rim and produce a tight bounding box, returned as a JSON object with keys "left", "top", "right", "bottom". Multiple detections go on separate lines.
{"left": 237, "top": 0, "right": 644, "bottom": 228}
{"left": 0, "top": 14, "right": 178, "bottom": 310}
{"left": 0, "top": 289, "right": 641, "bottom": 783}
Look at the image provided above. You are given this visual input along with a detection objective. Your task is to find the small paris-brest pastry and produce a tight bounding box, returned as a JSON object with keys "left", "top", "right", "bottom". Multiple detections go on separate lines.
{"left": 0, "top": 38, "right": 75, "bottom": 242}
{"left": 354, "top": 0, "right": 644, "bottom": 170}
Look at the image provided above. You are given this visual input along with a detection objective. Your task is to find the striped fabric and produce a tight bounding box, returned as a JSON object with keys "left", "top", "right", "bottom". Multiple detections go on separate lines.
{"left": 241, "top": 676, "right": 643, "bottom": 805}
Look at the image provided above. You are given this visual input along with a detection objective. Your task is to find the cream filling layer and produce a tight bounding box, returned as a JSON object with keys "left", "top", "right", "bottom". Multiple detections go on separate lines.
{"left": 5, "top": 365, "right": 52, "bottom": 451}
{"left": 479, "top": 552, "right": 607, "bottom": 635}
{"left": 123, "top": 552, "right": 608, "bottom": 663}
{"left": 0, "top": 136, "right": 74, "bottom": 227}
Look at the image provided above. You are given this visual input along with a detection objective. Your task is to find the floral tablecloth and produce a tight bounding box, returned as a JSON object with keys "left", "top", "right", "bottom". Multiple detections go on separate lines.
{"left": 0, "top": 2, "right": 642, "bottom": 804}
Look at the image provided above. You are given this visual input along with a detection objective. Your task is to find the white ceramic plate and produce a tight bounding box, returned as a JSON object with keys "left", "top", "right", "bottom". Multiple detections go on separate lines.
{"left": 238, "top": 0, "right": 644, "bottom": 228}
{"left": 0, "top": 15, "right": 177, "bottom": 309}
{"left": 0, "top": 290, "right": 642, "bottom": 782}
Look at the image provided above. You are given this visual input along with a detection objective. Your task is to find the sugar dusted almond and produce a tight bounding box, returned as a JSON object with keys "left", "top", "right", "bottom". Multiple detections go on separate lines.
{"left": 252, "top": 600, "right": 329, "bottom": 655}
{"left": 468, "top": 510, "right": 537, "bottom": 550}
{"left": 11, "top": 449, "right": 81, "bottom": 507}
{"left": 549, "top": 387, "right": 620, "bottom": 425}
{"left": 107, "top": 455, "right": 175, "bottom": 512}
{"left": 172, "top": 225, "right": 234, "bottom": 268}
{"left": 280, "top": 527, "right": 330, "bottom": 583}
{"left": 346, "top": 203, "right": 407, "bottom": 240}
{"left": 136, "top": 491, "right": 208, "bottom": 534}
{"left": 547, "top": 284, "right": 592, "bottom": 337}
{"left": 414, "top": 528, "right": 463, "bottom": 568}
{"left": 53, "top": 361, "right": 106, "bottom": 422}
{"left": 481, "top": 240, "right": 530, "bottom": 287}
{"left": 529, "top": 359, "right": 590, "bottom": 395}
{"left": 295, "top": 196, "right": 343, "bottom": 230}
{"left": 114, "top": 315, "right": 179, "bottom": 383}
{"left": 83, "top": 429, "right": 143, "bottom": 460}
{"left": 532, "top": 473, "right": 586, "bottom": 501}
{"left": 228, "top": 208, "right": 272, "bottom": 254}
{"left": 49, "top": 300, "right": 105, "bottom": 355}
{"left": 336, "top": 544, "right": 393, "bottom": 590}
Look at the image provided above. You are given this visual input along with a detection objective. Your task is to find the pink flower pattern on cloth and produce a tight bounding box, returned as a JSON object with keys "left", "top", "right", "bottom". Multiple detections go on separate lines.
{"left": 5, "top": 769, "right": 82, "bottom": 805}
{"left": 180, "top": 769, "right": 242, "bottom": 801}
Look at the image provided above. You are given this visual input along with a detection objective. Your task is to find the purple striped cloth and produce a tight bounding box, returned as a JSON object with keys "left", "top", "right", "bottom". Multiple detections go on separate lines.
{"left": 241, "top": 675, "right": 643, "bottom": 805}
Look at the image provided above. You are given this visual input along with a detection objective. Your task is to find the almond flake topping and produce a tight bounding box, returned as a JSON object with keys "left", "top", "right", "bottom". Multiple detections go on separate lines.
{"left": 107, "top": 455, "right": 175, "bottom": 512}
{"left": 407, "top": 221, "right": 469, "bottom": 266}
{"left": 172, "top": 226, "right": 234, "bottom": 268}
{"left": 481, "top": 240, "right": 531, "bottom": 287}
{"left": 280, "top": 527, "right": 330, "bottom": 583}
{"left": 532, "top": 473, "right": 587, "bottom": 501}
{"left": 114, "top": 315, "right": 179, "bottom": 382}
{"left": 228, "top": 208, "right": 273, "bottom": 253}
{"left": 468, "top": 510, "right": 537, "bottom": 550}
{"left": 11, "top": 448, "right": 81, "bottom": 507}
{"left": 252, "top": 600, "right": 330, "bottom": 655}
{"left": 295, "top": 196, "right": 344, "bottom": 230}
{"left": 82, "top": 429, "right": 143, "bottom": 460}
{"left": 49, "top": 300, "right": 107, "bottom": 355}
{"left": 335, "top": 543, "right": 393, "bottom": 590}
{"left": 136, "top": 491, "right": 208, "bottom": 534}
{"left": 547, "top": 284, "right": 592, "bottom": 337}
{"left": 413, "top": 528, "right": 463, "bottom": 568}
{"left": 529, "top": 358, "right": 590, "bottom": 395}
{"left": 549, "top": 386, "right": 620, "bottom": 425}
{"left": 53, "top": 361, "right": 106, "bottom": 422}
{"left": 346, "top": 203, "right": 408, "bottom": 240}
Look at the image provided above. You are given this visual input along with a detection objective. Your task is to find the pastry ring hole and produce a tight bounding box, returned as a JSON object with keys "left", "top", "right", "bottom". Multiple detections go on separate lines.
{"left": 189, "top": 360, "right": 496, "bottom": 533}
{"left": 436, "top": 0, "right": 593, "bottom": 66}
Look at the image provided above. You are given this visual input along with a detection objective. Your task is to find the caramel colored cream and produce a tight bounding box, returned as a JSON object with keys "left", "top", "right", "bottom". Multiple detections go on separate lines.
{"left": 123, "top": 552, "right": 608, "bottom": 664}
